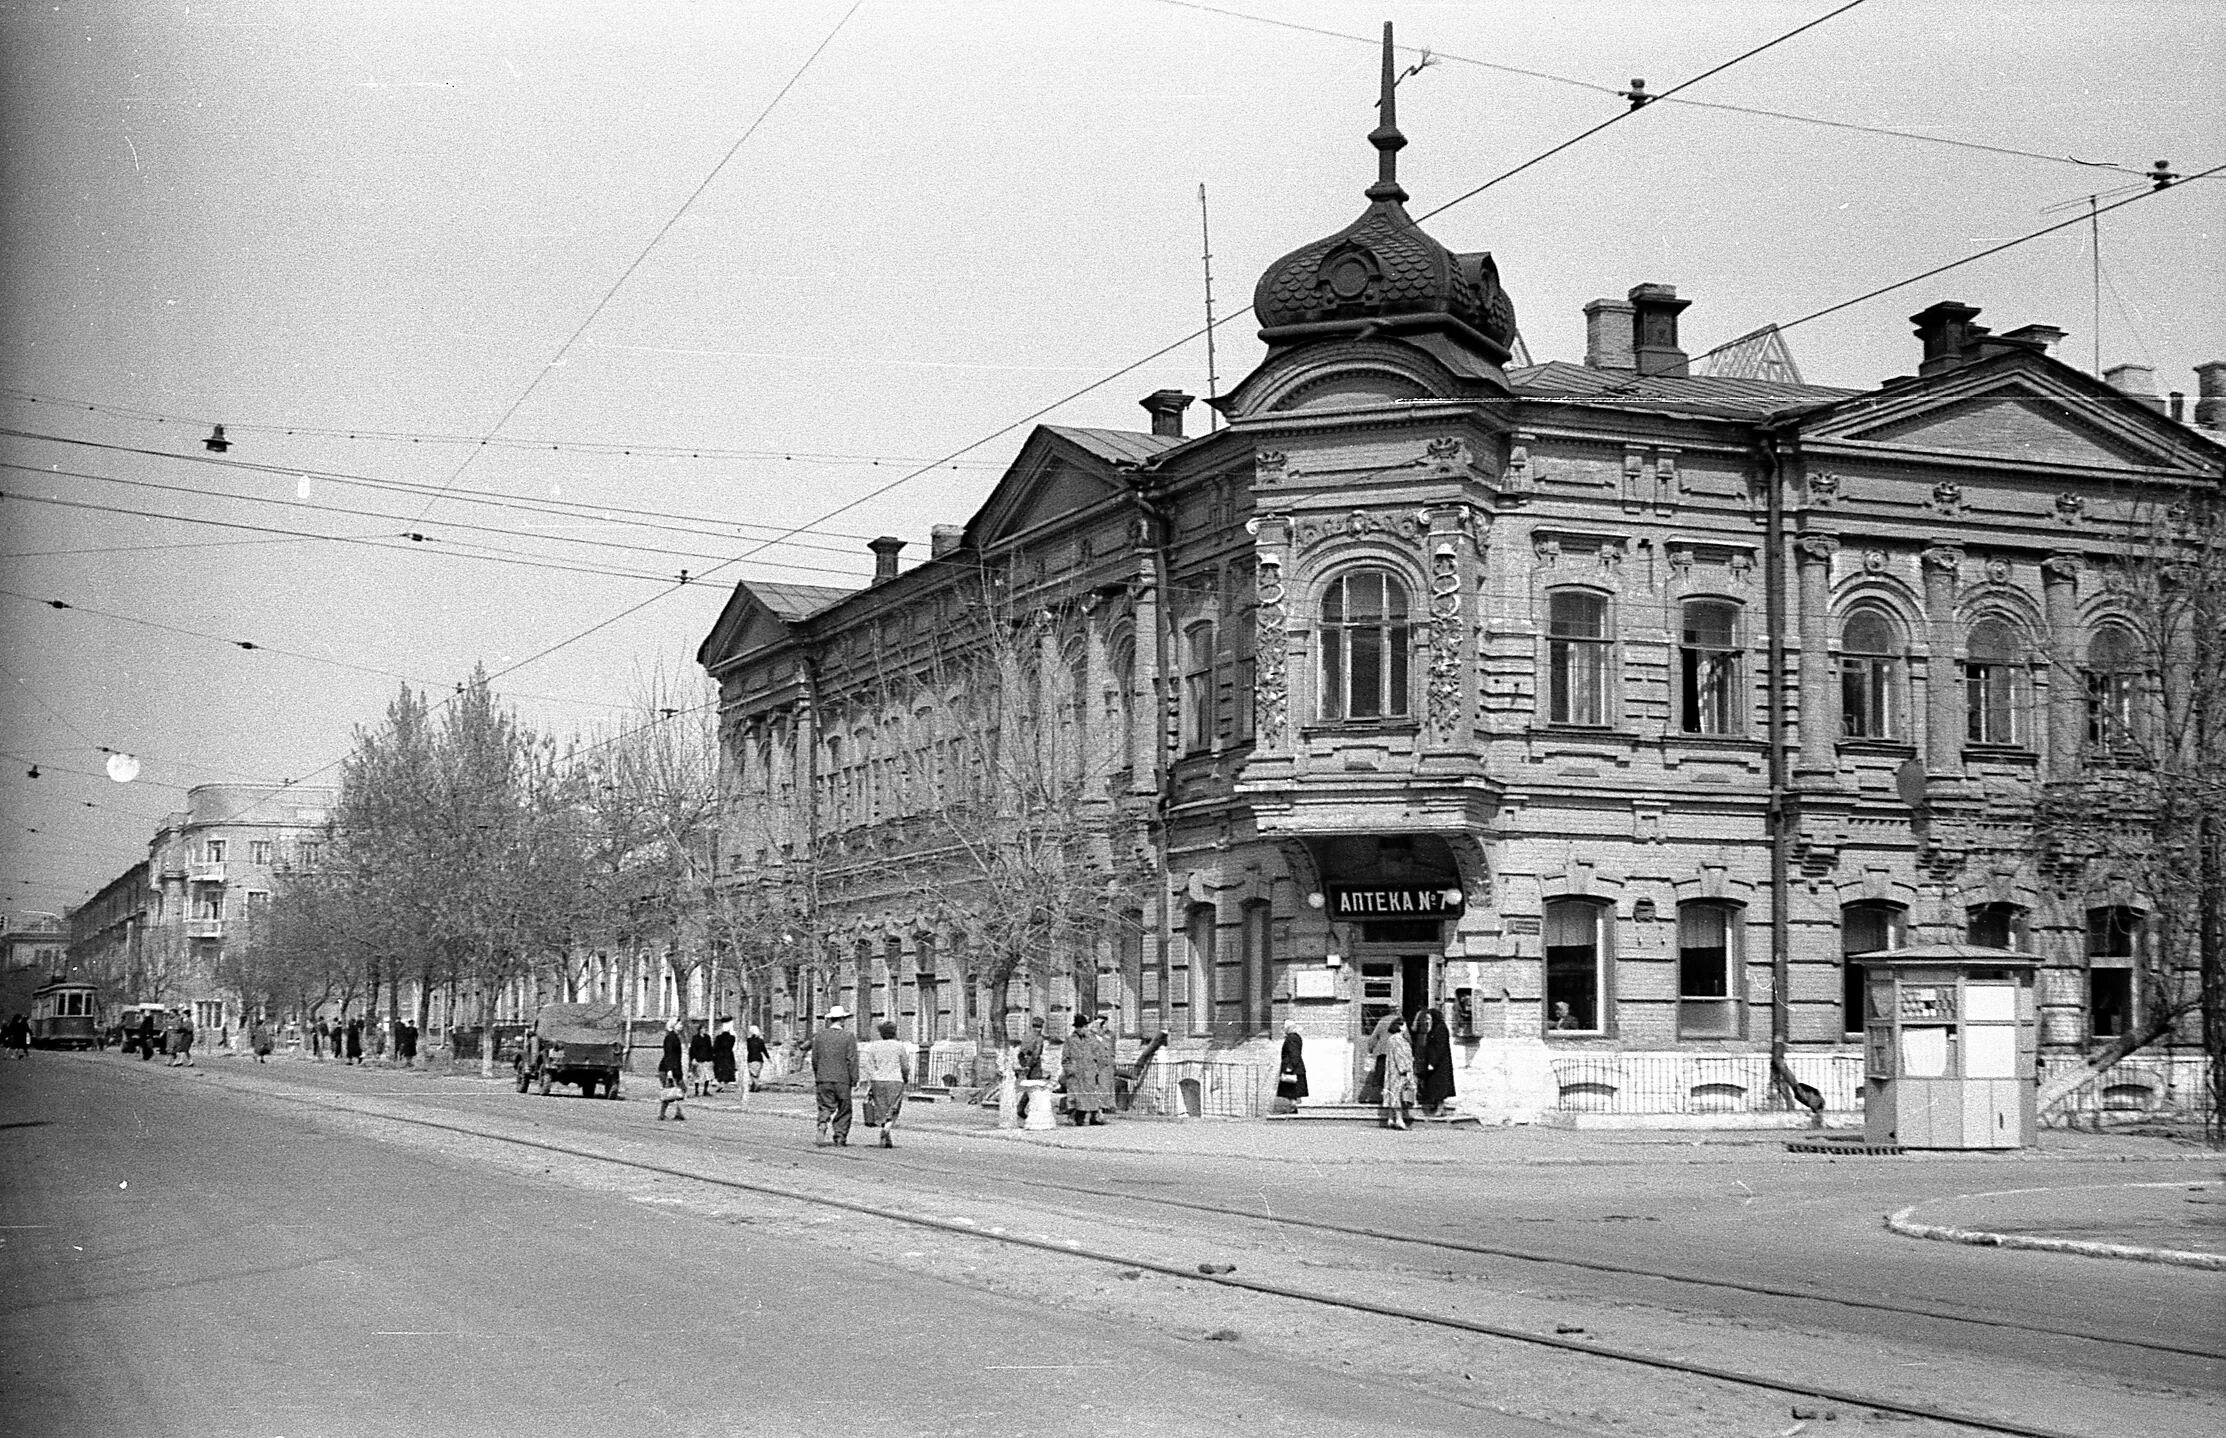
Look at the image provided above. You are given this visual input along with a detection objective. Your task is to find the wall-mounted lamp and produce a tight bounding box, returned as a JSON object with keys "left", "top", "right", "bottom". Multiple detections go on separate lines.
{"left": 1306, "top": 891, "right": 1326, "bottom": 909}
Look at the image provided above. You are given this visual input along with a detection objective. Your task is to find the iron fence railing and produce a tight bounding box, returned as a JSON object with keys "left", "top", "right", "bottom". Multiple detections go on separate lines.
{"left": 1548, "top": 1052, "right": 1864, "bottom": 1115}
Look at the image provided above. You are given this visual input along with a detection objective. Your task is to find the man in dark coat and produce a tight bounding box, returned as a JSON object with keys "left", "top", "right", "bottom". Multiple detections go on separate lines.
{"left": 711, "top": 1021, "right": 738, "bottom": 1090}
{"left": 344, "top": 1018, "right": 363, "bottom": 1064}
{"left": 137, "top": 1012, "right": 157, "bottom": 1061}
{"left": 808, "top": 1007, "right": 860, "bottom": 1147}
{"left": 1275, "top": 1024, "right": 1309, "bottom": 1112}
{"left": 687, "top": 1023, "right": 715, "bottom": 1096}
{"left": 1412, "top": 1008, "right": 1457, "bottom": 1116}
{"left": 657, "top": 1021, "right": 687, "bottom": 1122}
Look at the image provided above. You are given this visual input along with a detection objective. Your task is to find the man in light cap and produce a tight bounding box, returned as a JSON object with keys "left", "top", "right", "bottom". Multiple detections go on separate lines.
{"left": 809, "top": 1007, "right": 860, "bottom": 1147}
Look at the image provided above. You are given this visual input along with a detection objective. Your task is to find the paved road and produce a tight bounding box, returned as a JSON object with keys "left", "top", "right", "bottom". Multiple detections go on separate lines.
{"left": 0, "top": 1056, "right": 1573, "bottom": 1438}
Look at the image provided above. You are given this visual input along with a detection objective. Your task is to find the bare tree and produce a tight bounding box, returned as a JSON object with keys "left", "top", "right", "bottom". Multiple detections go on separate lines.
{"left": 2033, "top": 491, "right": 2225, "bottom": 1137}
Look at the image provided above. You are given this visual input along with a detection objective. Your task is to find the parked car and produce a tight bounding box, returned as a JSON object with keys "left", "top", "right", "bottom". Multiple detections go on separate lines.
{"left": 515, "top": 1002, "right": 625, "bottom": 1099}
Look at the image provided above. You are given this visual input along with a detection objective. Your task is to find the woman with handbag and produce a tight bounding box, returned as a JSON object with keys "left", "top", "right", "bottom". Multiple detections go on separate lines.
{"left": 657, "top": 1020, "right": 687, "bottom": 1122}
{"left": 1376, "top": 1016, "right": 1416, "bottom": 1130}
{"left": 1273, "top": 1024, "right": 1308, "bottom": 1113}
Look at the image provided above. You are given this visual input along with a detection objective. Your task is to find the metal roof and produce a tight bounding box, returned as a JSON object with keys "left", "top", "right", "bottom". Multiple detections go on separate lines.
{"left": 1041, "top": 426, "right": 1187, "bottom": 466}
{"left": 1511, "top": 359, "right": 1859, "bottom": 419}
{"left": 745, "top": 582, "right": 859, "bottom": 622}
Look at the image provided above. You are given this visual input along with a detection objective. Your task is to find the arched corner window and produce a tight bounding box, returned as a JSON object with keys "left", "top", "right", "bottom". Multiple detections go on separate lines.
{"left": 2085, "top": 624, "right": 2142, "bottom": 750}
{"left": 1678, "top": 600, "right": 1742, "bottom": 735}
{"left": 1963, "top": 616, "right": 2026, "bottom": 747}
{"left": 1318, "top": 569, "right": 1411, "bottom": 721}
{"left": 1546, "top": 590, "right": 1612, "bottom": 727}
{"left": 1838, "top": 609, "right": 1904, "bottom": 740}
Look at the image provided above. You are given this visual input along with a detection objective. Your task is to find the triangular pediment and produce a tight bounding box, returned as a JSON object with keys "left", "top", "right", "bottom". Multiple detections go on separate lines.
{"left": 966, "top": 428, "right": 1139, "bottom": 550}
{"left": 695, "top": 583, "right": 817, "bottom": 673}
{"left": 1799, "top": 353, "right": 2222, "bottom": 476}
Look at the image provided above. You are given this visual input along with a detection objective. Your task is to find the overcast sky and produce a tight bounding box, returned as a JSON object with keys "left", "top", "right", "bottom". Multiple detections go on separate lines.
{"left": 2, "top": 0, "right": 2220, "bottom": 914}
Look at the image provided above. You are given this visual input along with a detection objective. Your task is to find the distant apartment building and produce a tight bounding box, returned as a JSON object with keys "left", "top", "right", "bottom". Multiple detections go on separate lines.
{"left": 2, "top": 911, "right": 68, "bottom": 975}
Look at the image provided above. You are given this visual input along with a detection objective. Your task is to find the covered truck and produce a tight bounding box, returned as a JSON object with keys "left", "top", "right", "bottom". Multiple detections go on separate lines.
{"left": 515, "top": 1002, "right": 625, "bottom": 1099}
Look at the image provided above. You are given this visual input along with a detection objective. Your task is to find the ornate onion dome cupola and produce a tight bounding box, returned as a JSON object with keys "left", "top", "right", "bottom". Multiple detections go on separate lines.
{"left": 1237, "top": 23, "right": 1520, "bottom": 410}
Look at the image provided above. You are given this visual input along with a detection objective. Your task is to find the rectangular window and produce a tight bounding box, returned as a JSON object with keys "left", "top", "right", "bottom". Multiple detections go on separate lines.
{"left": 1841, "top": 903, "right": 1903, "bottom": 1035}
{"left": 249, "top": 840, "right": 272, "bottom": 865}
{"left": 1239, "top": 902, "right": 1273, "bottom": 1036}
{"left": 1543, "top": 901, "right": 1607, "bottom": 1034}
{"left": 1966, "top": 903, "right": 2025, "bottom": 950}
{"left": 205, "top": 839, "right": 227, "bottom": 863}
{"left": 1547, "top": 592, "right": 1610, "bottom": 727}
{"left": 2089, "top": 969, "right": 2132, "bottom": 1039}
{"left": 1234, "top": 654, "right": 1257, "bottom": 743}
{"left": 1116, "top": 912, "right": 1143, "bottom": 1037}
{"left": 1965, "top": 662, "right": 2016, "bottom": 744}
{"left": 1840, "top": 658, "right": 1897, "bottom": 738}
{"left": 1185, "top": 904, "right": 1215, "bottom": 1035}
{"left": 1676, "top": 904, "right": 1739, "bottom": 1038}
{"left": 1678, "top": 603, "right": 1740, "bottom": 735}
{"left": 2085, "top": 906, "right": 2139, "bottom": 1042}
{"left": 1184, "top": 625, "right": 1217, "bottom": 752}
{"left": 2085, "top": 670, "right": 2138, "bottom": 749}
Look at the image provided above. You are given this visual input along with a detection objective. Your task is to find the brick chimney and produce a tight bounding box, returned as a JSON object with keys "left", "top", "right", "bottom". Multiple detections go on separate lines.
{"left": 929, "top": 524, "right": 964, "bottom": 559}
{"left": 1139, "top": 389, "right": 1195, "bottom": 438}
{"left": 1999, "top": 324, "right": 2066, "bottom": 355}
{"left": 2103, "top": 364, "right": 2166, "bottom": 414}
{"left": 1910, "top": 301, "right": 1986, "bottom": 377}
{"left": 1628, "top": 284, "right": 1691, "bottom": 378}
{"left": 1582, "top": 296, "right": 1636, "bottom": 370}
{"left": 2190, "top": 361, "right": 2226, "bottom": 430}
{"left": 868, "top": 536, "right": 905, "bottom": 585}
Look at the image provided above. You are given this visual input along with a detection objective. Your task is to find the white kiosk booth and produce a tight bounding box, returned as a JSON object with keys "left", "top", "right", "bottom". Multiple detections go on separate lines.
{"left": 1854, "top": 944, "right": 2038, "bottom": 1151}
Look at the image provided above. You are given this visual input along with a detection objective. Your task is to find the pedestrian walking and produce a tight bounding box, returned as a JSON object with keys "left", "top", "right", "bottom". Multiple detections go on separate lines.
{"left": 858, "top": 1020, "right": 912, "bottom": 1148}
{"left": 251, "top": 1020, "right": 272, "bottom": 1064}
{"left": 745, "top": 1025, "right": 769, "bottom": 1090}
{"left": 1376, "top": 1016, "right": 1415, "bottom": 1130}
{"left": 1062, "top": 1014, "right": 1111, "bottom": 1127}
{"left": 1015, "top": 1015, "right": 1046, "bottom": 1079}
{"left": 1357, "top": 1011, "right": 1395, "bottom": 1105}
{"left": 398, "top": 1021, "right": 418, "bottom": 1067}
{"left": 1412, "top": 1007, "right": 1456, "bottom": 1116}
{"left": 3, "top": 1013, "right": 28, "bottom": 1058}
{"left": 344, "top": 1018, "right": 363, "bottom": 1065}
{"left": 168, "top": 1011, "right": 196, "bottom": 1068}
{"left": 1273, "top": 1023, "right": 1309, "bottom": 1113}
{"left": 688, "top": 1023, "right": 715, "bottom": 1097}
{"left": 712, "top": 1021, "right": 738, "bottom": 1091}
{"left": 310, "top": 1019, "right": 326, "bottom": 1061}
{"left": 657, "top": 1020, "right": 687, "bottom": 1122}
{"left": 809, "top": 1008, "right": 860, "bottom": 1147}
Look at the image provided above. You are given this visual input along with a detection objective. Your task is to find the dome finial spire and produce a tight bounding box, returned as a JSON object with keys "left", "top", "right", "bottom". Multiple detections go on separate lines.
{"left": 1366, "top": 20, "right": 1407, "bottom": 203}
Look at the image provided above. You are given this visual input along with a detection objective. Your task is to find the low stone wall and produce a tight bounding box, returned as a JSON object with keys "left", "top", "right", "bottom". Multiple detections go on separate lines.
{"left": 2039, "top": 1052, "right": 2211, "bottom": 1124}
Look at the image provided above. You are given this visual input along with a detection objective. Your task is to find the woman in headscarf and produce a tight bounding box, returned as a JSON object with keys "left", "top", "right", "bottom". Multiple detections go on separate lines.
{"left": 1376, "top": 1016, "right": 1415, "bottom": 1130}
{"left": 1411, "top": 1007, "right": 1457, "bottom": 1116}
{"left": 712, "top": 1020, "right": 738, "bottom": 1091}
{"left": 1274, "top": 1024, "right": 1308, "bottom": 1113}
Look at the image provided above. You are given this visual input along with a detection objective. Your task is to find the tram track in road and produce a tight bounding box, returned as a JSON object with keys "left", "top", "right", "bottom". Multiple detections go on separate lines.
{"left": 194, "top": 1069, "right": 2185, "bottom": 1438}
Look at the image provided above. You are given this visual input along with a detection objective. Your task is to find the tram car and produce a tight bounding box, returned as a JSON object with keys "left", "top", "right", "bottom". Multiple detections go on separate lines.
{"left": 29, "top": 979, "right": 102, "bottom": 1050}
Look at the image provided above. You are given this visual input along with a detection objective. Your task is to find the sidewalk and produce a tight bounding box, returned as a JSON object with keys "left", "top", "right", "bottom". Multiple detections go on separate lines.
{"left": 1890, "top": 1179, "right": 2226, "bottom": 1270}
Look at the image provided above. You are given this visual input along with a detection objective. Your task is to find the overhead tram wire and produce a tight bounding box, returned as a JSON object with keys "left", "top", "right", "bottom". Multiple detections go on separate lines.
{"left": 0, "top": 428, "right": 889, "bottom": 561}
{"left": 1155, "top": 0, "right": 2145, "bottom": 181}
{"left": 0, "top": 392, "right": 1004, "bottom": 477}
{"left": 405, "top": 0, "right": 865, "bottom": 526}
{"left": 153, "top": 1, "right": 1964, "bottom": 842}
{"left": 1692, "top": 162, "right": 2226, "bottom": 364}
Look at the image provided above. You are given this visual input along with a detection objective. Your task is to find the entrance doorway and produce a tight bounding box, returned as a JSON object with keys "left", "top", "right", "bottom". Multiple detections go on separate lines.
{"left": 1355, "top": 939, "right": 1439, "bottom": 1092}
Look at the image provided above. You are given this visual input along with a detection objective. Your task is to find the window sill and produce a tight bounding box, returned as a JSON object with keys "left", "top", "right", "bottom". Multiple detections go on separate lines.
{"left": 1963, "top": 744, "right": 2035, "bottom": 765}
{"left": 1836, "top": 739, "right": 1916, "bottom": 757}
{"left": 1666, "top": 734, "right": 1765, "bottom": 750}
{"left": 1303, "top": 718, "right": 1421, "bottom": 736}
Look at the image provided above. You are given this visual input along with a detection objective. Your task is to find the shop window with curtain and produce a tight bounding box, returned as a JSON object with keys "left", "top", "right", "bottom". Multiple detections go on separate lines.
{"left": 1965, "top": 902, "right": 2027, "bottom": 950}
{"left": 1184, "top": 623, "right": 1217, "bottom": 753}
{"left": 2085, "top": 906, "right": 2141, "bottom": 1040}
{"left": 1543, "top": 899, "right": 1609, "bottom": 1035}
{"left": 2084, "top": 624, "right": 2142, "bottom": 751}
{"left": 1318, "top": 568, "right": 1411, "bottom": 721}
{"left": 1678, "top": 600, "right": 1742, "bottom": 735}
{"left": 1546, "top": 590, "right": 1611, "bottom": 727}
{"left": 1840, "top": 902, "right": 1904, "bottom": 1035}
{"left": 1963, "top": 617, "right": 2025, "bottom": 747}
{"left": 1839, "top": 609, "right": 1904, "bottom": 739}
{"left": 1676, "top": 902, "right": 1741, "bottom": 1038}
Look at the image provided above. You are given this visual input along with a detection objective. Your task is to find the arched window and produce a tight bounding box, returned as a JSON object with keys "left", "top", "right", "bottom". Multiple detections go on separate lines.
{"left": 1678, "top": 600, "right": 1741, "bottom": 735}
{"left": 1109, "top": 639, "right": 1136, "bottom": 772}
{"left": 1546, "top": 590, "right": 1611, "bottom": 727}
{"left": 1964, "top": 617, "right": 2024, "bottom": 746}
{"left": 1319, "top": 569, "right": 1411, "bottom": 721}
{"left": 1677, "top": 902, "right": 1742, "bottom": 1037}
{"left": 1543, "top": 899, "right": 1611, "bottom": 1035}
{"left": 1838, "top": 610, "right": 1903, "bottom": 739}
{"left": 1966, "top": 901, "right": 2027, "bottom": 951}
{"left": 2085, "top": 624, "right": 2141, "bottom": 750}
{"left": 1841, "top": 901, "right": 1905, "bottom": 1035}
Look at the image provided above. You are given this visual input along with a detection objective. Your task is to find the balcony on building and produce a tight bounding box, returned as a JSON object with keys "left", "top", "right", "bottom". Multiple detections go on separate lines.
{"left": 184, "top": 918, "right": 224, "bottom": 939}
{"left": 188, "top": 862, "right": 226, "bottom": 883}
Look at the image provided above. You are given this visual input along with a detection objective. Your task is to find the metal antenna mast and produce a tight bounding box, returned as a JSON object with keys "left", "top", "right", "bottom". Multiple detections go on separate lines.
{"left": 1199, "top": 182, "right": 1220, "bottom": 429}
